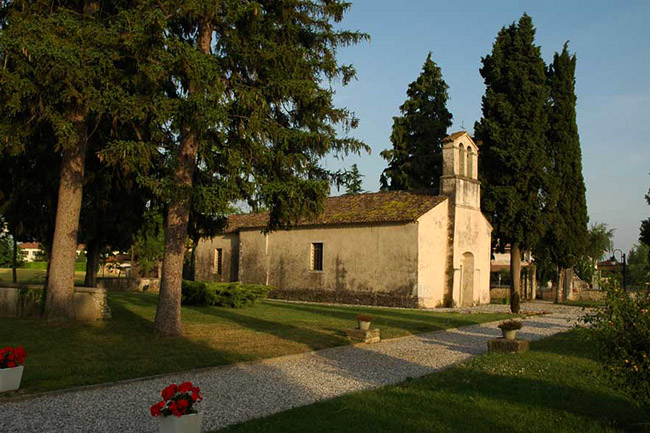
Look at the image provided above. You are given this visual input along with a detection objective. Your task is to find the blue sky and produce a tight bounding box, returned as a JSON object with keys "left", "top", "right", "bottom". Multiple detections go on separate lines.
{"left": 325, "top": 0, "right": 650, "bottom": 255}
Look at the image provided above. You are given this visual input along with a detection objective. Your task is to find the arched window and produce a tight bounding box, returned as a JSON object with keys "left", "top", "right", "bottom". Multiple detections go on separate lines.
{"left": 466, "top": 148, "right": 474, "bottom": 178}
{"left": 459, "top": 145, "right": 466, "bottom": 176}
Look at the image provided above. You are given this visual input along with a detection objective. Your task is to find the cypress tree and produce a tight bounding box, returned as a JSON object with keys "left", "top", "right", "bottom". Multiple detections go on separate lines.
{"left": 474, "top": 14, "right": 549, "bottom": 313}
{"left": 380, "top": 53, "right": 453, "bottom": 193}
{"left": 542, "top": 42, "right": 588, "bottom": 301}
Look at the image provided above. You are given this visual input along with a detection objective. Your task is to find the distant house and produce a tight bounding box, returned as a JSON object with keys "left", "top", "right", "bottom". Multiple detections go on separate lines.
{"left": 18, "top": 242, "right": 86, "bottom": 263}
{"left": 490, "top": 246, "right": 537, "bottom": 299}
{"left": 195, "top": 131, "right": 493, "bottom": 308}
{"left": 19, "top": 242, "right": 41, "bottom": 262}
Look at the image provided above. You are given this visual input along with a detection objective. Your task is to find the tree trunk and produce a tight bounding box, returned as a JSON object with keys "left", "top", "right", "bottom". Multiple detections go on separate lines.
{"left": 84, "top": 239, "right": 100, "bottom": 287}
{"left": 554, "top": 267, "right": 564, "bottom": 304}
{"left": 154, "top": 20, "right": 213, "bottom": 337}
{"left": 45, "top": 113, "right": 87, "bottom": 320}
{"left": 510, "top": 244, "right": 522, "bottom": 313}
{"left": 12, "top": 235, "right": 18, "bottom": 284}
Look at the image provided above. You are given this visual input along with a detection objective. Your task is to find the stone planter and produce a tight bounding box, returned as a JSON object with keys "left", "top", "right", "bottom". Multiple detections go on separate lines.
{"left": 502, "top": 329, "right": 518, "bottom": 341}
{"left": 358, "top": 320, "right": 371, "bottom": 331}
{"left": 158, "top": 412, "right": 203, "bottom": 433}
{"left": 0, "top": 366, "right": 24, "bottom": 393}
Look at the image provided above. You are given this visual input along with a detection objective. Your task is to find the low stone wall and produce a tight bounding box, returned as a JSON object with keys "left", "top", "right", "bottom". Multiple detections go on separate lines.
{"left": 569, "top": 289, "right": 605, "bottom": 302}
{"left": 490, "top": 286, "right": 510, "bottom": 300}
{"left": 0, "top": 286, "right": 111, "bottom": 321}
{"left": 268, "top": 288, "right": 419, "bottom": 308}
{"left": 97, "top": 277, "right": 160, "bottom": 293}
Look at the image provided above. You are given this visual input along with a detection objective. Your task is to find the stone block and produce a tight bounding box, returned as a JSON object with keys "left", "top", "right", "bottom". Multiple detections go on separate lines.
{"left": 344, "top": 328, "right": 380, "bottom": 344}
{"left": 487, "top": 338, "right": 529, "bottom": 354}
{"left": 73, "top": 287, "right": 112, "bottom": 321}
{"left": 0, "top": 287, "right": 20, "bottom": 318}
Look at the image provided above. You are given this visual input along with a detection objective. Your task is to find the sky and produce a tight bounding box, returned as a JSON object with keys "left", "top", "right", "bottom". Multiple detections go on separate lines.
{"left": 322, "top": 0, "right": 650, "bottom": 256}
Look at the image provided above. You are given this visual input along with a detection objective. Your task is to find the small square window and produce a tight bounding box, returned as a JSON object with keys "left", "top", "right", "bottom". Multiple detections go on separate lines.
{"left": 310, "top": 243, "right": 323, "bottom": 271}
{"left": 215, "top": 248, "right": 223, "bottom": 275}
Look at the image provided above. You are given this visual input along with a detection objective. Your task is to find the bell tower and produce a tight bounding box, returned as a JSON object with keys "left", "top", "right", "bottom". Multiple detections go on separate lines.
{"left": 440, "top": 131, "right": 480, "bottom": 209}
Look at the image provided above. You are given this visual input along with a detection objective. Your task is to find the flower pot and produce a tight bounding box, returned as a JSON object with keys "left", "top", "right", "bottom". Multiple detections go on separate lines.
{"left": 158, "top": 412, "right": 203, "bottom": 433}
{"left": 0, "top": 366, "right": 24, "bottom": 393}
{"left": 502, "top": 329, "right": 517, "bottom": 341}
{"left": 358, "top": 320, "right": 371, "bottom": 331}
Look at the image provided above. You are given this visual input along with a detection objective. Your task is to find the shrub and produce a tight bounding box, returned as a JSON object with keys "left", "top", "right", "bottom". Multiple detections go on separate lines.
{"left": 583, "top": 279, "right": 650, "bottom": 413}
{"left": 181, "top": 280, "right": 270, "bottom": 308}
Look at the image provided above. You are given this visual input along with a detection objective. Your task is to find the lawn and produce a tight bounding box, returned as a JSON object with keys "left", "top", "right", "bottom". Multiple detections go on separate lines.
{"left": 1, "top": 292, "right": 511, "bottom": 396}
{"left": 218, "top": 330, "right": 648, "bottom": 433}
{"left": 0, "top": 267, "right": 86, "bottom": 285}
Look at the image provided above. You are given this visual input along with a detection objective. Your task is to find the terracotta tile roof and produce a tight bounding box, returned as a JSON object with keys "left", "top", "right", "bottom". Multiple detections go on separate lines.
{"left": 443, "top": 131, "right": 468, "bottom": 142}
{"left": 225, "top": 191, "right": 447, "bottom": 232}
{"left": 19, "top": 242, "right": 40, "bottom": 250}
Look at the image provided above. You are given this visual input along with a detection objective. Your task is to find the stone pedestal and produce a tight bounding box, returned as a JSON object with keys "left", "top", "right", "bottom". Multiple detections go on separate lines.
{"left": 344, "top": 328, "right": 380, "bottom": 344}
{"left": 487, "top": 338, "right": 529, "bottom": 354}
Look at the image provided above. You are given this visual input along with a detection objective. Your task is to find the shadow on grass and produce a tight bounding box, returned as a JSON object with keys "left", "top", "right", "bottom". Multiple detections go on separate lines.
{"left": 262, "top": 300, "right": 502, "bottom": 334}
{"left": 2, "top": 292, "right": 248, "bottom": 395}
{"left": 186, "top": 304, "right": 346, "bottom": 350}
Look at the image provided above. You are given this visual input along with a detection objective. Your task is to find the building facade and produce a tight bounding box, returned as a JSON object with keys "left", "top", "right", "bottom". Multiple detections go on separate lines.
{"left": 195, "top": 132, "right": 493, "bottom": 308}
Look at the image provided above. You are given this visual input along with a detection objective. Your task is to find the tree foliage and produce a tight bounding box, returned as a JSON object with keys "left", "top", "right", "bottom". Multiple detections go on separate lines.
{"left": 475, "top": 14, "right": 549, "bottom": 253}
{"left": 640, "top": 184, "right": 650, "bottom": 250}
{"left": 380, "top": 53, "right": 452, "bottom": 193}
{"left": 586, "top": 222, "right": 614, "bottom": 262}
{"left": 344, "top": 164, "right": 364, "bottom": 195}
{"left": 538, "top": 42, "right": 588, "bottom": 269}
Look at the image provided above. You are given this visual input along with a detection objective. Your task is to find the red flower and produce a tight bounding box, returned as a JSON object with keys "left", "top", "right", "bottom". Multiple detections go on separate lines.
{"left": 161, "top": 384, "right": 178, "bottom": 401}
{"left": 150, "top": 401, "right": 164, "bottom": 417}
{"left": 178, "top": 381, "right": 193, "bottom": 393}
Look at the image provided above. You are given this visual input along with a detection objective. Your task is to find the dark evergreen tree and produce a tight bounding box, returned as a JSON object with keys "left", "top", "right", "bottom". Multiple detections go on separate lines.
{"left": 345, "top": 164, "right": 364, "bottom": 195}
{"left": 474, "top": 14, "right": 550, "bottom": 313}
{"left": 102, "top": 1, "right": 369, "bottom": 336}
{"left": 540, "top": 42, "right": 588, "bottom": 301}
{"left": 0, "top": 1, "right": 149, "bottom": 319}
{"left": 380, "top": 53, "right": 453, "bottom": 193}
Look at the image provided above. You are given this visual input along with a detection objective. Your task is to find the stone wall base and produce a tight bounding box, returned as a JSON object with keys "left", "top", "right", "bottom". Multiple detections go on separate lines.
{"left": 0, "top": 286, "right": 111, "bottom": 321}
{"left": 268, "top": 289, "right": 419, "bottom": 308}
{"left": 344, "top": 328, "right": 380, "bottom": 343}
{"left": 97, "top": 277, "right": 160, "bottom": 293}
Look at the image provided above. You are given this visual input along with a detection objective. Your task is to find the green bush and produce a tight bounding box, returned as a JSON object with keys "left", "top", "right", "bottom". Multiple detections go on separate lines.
{"left": 181, "top": 280, "right": 270, "bottom": 308}
{"left": 583, "top": 280, "right": 650, "bottom": 413}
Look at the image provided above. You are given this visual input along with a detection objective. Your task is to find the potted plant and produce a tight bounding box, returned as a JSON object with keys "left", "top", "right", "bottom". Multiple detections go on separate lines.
{"left": 498, "top": 320, "right": 523, "bottom": 340}
{"left": 356, "top": 314, "right": 373, "bottom": 331}
{"left": 0, "top": 346, "right": 27, "bottom": 393}
{"left": 151, "top": 382, "right": 203, "bottom": 433}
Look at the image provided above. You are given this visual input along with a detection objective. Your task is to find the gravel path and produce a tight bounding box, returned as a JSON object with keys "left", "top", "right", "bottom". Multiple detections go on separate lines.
{"left": 0, "top": 302, "right": 586, "bottom": 433}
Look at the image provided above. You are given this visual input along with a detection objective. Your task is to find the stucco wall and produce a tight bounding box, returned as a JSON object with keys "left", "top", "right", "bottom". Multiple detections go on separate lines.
{"left": 195, "top": 234, "right": 239, "bottom": 282}
{"left": 416, "top": 200, "right": 449, "bottom": 307}
{"left": 238, "top": 223, "right": 420, "bottom": 306}
{"left": 451, "top": 206, "right": 492, "bottom": 306}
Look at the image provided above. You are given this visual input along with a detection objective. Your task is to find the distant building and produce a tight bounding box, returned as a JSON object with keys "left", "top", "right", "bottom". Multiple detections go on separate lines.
{"left": 18, "top": 242, "right": 86, "bottom": 263}
{"left": 196, "top": 132, "right": 493, "bottom": 308}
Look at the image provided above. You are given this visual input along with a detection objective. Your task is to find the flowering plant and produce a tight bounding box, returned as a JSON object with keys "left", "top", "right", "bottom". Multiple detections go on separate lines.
{"left": 150, "top": 382, "right": 202, "bottom": 418}
{"left": 0, "top": 346, "right": 27, "bottom": 369}
{"left": 498, "top": 320, "right": 523, "bottom": 331}
{"left": 356, "top": 314, "right": 373, "bottom": 322}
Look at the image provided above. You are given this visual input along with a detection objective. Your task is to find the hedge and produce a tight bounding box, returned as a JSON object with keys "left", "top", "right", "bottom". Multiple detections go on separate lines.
{"left": 181, "top": 280, "right": 271, "bottom": 308}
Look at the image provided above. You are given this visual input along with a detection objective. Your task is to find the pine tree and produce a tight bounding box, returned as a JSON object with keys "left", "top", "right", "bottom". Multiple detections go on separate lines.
{"left": 380, "top": 53, "right": 452, "bottom": 193}
{"left": 474, "top": 14, "right": 550, "bottom": 313}
{"left": 345, "top": 164, "right": 364, "bottom": 195}
{"left": 122, "top": 2, "right": 370, "bottom": 336}
{"left": 0, "top": 1, "right": 146, "bottom": 319}
{"left": 542, "top": 42, "right": 589, "bottom": 301}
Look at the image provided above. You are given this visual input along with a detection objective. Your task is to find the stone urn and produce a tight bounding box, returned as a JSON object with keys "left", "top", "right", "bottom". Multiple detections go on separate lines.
{"left": 502, "top": 329, "right": 518, "bottom": 341}
{"left": 497, "top": 320, "right": 523, "bottom": 341}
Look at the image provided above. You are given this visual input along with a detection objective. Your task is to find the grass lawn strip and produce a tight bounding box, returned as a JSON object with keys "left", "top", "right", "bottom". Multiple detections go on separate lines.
{"left": 1, "top": 291, "right": 511, "bottom": 395}
{"left": 218, "top": 330, "right": 647, "bottom": 433}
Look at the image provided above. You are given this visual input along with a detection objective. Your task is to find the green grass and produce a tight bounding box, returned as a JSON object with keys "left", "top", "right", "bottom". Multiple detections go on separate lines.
{"left": 561, "top": 299, "right": 605, "bottom": 308}
{"left": 218, "top": 330, "right": 648, "bottom": 433}
{"left": 0, "top": 265, "right": 87, "bottom": 285}
{"left": 1, "top": 292, "right": 511, "bottom": 396}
